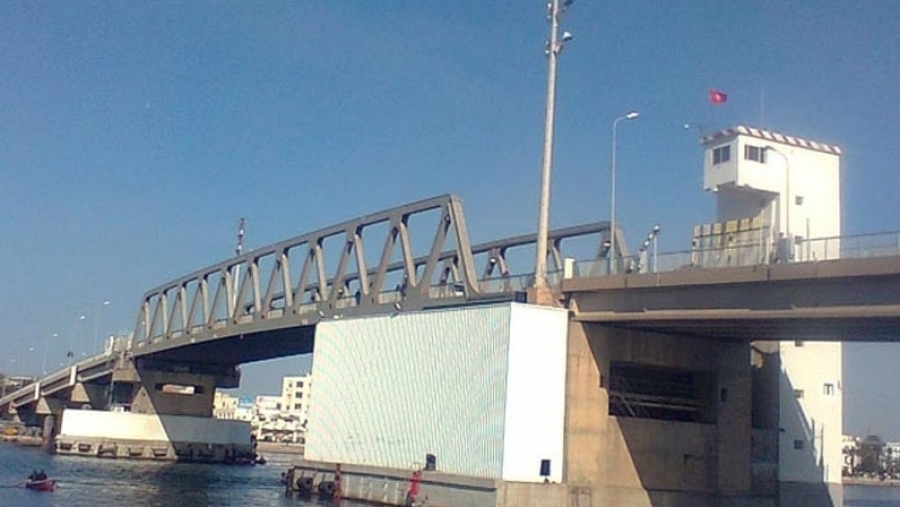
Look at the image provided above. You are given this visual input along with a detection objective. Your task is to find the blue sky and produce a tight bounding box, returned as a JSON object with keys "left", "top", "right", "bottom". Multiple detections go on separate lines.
{"left": 1, "top": 2, "right": 899, "bottom": 437}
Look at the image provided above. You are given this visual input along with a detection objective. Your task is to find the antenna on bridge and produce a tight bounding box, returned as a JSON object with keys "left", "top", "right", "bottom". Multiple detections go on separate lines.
{"left": 235, "top": 217, "right": 245, "bottom": 257}
{"left": 233, "top": 217, "right": 245, "bottom": 309}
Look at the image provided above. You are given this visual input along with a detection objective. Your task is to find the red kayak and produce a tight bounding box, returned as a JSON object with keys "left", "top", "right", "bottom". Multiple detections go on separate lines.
{"left": 25, "top": 479, "right": 56, "bottom": 492}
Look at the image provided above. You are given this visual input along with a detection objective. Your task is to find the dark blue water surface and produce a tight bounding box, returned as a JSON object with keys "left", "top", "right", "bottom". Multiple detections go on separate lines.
{"left": 2, "top": 443, "right": 896, "bottom": 507}
{"left": 0, "top": 443, "right": 346, "bottom": 507}
{"left": 846, "top": 484, "right": 900, "bottom": 506}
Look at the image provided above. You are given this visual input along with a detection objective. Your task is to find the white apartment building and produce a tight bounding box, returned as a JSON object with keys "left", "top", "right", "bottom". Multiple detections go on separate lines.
{"left": 213, "top": 393, "right": 255, "bottom": 420}
{"left": 701, "top": 125, "right": 843, "bottom": 501}
{"left": 254, "top": 395, "right": 282, "bottom": 418}
{"left": 234, "top": 397, "right": 254, "bottom": 422}
{"left": 213, "top": 391, "right": 239, "bottom": 420}
{"left": 281, "top": 373, "right": 312, "bottom": 425}
{"left": 213, "top": 375, "right": 313, "bottom": 443}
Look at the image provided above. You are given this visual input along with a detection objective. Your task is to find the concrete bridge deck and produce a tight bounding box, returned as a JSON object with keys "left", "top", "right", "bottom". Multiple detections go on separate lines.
{"left": 566, "top": 254, "right": 900, "bottom": 341}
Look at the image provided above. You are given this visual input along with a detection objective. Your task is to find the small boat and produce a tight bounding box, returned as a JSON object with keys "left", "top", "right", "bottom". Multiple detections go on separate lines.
{"left": 25, "top": 478, "right": 56, "bottom": 492}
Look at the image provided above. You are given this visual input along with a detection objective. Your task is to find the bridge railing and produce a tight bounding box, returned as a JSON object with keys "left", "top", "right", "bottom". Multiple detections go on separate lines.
{"left": 269, "top": 273, "right": 541, "bottom": 314}
{"left": 131, "top": 195, "right": 484, "bottom": 347}
{"left": 797, "top": 231, "right": 900, "bottom": 262}
{"left": 568, "top": 230, "right": 900, "bottom": 278}
{"left": 130, "top": 194, "right": 614, "bottom": 348}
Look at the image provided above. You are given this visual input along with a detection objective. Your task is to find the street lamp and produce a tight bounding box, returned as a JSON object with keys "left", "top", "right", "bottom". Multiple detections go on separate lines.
{"left": 0, "top": 364, "right": 7, "bottom": 398}
{"left": 93, "top": 300, "right": 111, "bottom": 353}
{"left": 42, "top": 333, "right": 58, "bottom": 375}
{"left": 609, "top": 110, "right": 640, "bottom": 274}
{"left": 534, "top": 0, "right": 573, "bottom": 291}
{"left": 68, "top": 314, "right": 86, "bottom": 366}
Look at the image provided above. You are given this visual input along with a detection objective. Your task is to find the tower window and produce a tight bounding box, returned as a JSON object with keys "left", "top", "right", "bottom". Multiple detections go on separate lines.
{"left": 713, "top": 145, "right": 731, "bottom": 164}
{"left": 794, "top": 440, "right": 804, "bottom": 450}
{"left": 824, "top": 383, "right": 835, "bottom": 395}
{"left": 795, "top": 196, "right": 804, "bottom": 205}
{"left": 793, "top": 389, "right": 804, "bottom": 399}
{"left": 744, "top": 145, "right": 767, "bottom": 163}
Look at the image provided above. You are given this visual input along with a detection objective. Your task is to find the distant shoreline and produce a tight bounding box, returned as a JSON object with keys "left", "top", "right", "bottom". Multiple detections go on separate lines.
{"left": 844, "top": 477, "right": 900, "bottom": 487}
{"left": 256, "top": 441, "right": 304, "bottom": 456}
{"left": 0, "top": 435, "right": 42, "bottom": 446}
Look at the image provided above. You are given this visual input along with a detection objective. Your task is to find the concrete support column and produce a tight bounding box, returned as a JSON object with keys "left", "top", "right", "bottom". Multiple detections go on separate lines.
{"left": 34, "top": 396, "right": 66, "bottom": 448}
{"left": 42, "top": 413, "right": 55, "bottom": 448}
{"left": 564, "top": 321, "right": 608, "bottom": 488}
{"left": 130, "top": 370, "right": 217, "bottom": 416}
{"left": 108, "top": 359, "right": 239, "bottom": 417}
{"left": 527, "top": 286, "right": 561, "bottom": 307}
{"left": 70, "top": 382, "right": 107, "bottom": 409}
{"left": 716, "top": 341, "right": 752, "bottom": 494}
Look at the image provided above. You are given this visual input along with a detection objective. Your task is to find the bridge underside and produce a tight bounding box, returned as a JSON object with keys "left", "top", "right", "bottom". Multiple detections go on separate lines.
{"left": 574, "top": 313, "right": 900, "bottom": 341}
{"left": 566, "top": 256, "right": 900, "bottom": 342}
{"left": 137, "top": 325, "right": 316, "bottom": 366}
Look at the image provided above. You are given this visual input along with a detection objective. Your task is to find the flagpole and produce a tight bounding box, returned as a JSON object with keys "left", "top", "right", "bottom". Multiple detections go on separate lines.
{"left": 759, "top": 88, "right": 765, "bottom": 128}
{"left": 707, "top": 89, "right": 728, "bottom": 130}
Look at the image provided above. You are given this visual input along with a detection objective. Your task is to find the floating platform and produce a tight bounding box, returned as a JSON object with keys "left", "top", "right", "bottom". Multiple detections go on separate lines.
{"left": 284, "top": 459, "right": 566, "bottom": 507}
{"left": 55, "top": 409, "right": 254, "bottom": 463}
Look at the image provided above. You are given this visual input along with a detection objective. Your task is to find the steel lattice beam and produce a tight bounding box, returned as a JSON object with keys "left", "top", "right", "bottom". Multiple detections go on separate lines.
{"left": 129, "top": 194, "right": 613, "bottom": 358}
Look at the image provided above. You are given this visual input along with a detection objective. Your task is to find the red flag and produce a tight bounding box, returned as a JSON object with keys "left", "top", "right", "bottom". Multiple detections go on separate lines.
{"left": 709, "top": 89, "right": 728, "bottom": 104}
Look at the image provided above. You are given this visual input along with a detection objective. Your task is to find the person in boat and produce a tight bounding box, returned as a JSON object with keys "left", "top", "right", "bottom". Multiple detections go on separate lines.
{"left": 28, "top": 470, "right": 48, "bottom": 481}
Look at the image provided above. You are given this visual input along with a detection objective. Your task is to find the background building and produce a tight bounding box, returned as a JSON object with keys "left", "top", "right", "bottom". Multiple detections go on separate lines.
{"left": 213, "top": 391, "right": 238, "bottom": 420}
{"left": 281, "top": 374, "right": 312, "bottom": 427}
{"left": 213, "top": 375, "right": 311, "bottom": 444}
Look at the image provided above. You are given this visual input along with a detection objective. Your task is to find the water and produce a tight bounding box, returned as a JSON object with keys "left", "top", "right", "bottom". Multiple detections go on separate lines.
{"left": 3, "top": 443, "right": 897, "bottom": 507}
{"left": 0, "top": 444, "right": 349, "bottom": 507}
{"left": 846, "top": 484, "right": 900, "bottom": 506}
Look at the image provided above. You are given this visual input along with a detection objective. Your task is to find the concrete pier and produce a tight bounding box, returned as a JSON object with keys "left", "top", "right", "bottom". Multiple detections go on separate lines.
{"left": 285, "top": 459, "right": 568, "bottom": 507}
{"left": 55, "top": 409, "right": 253, "bottom": 463}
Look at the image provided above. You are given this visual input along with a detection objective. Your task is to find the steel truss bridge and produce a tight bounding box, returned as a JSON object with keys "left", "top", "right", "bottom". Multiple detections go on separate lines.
{"left": 5, "top": 193, "right": 900, "bottom": 412}
{"left": 129, "top": 194, "right": 622, "bottom": 361}
{"left": 1, "top": 195, "right": 622, "bottom": 410}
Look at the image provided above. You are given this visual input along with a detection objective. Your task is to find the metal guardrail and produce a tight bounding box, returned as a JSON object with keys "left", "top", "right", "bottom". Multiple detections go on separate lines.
{"left": 569, "top": 230, "right": 900, "bottom": 278}
{"left": 799, "top": 231, "right": 900, "bottom": 262}
{"left": 0, "top": 350, "right": 119, "bottom": 408}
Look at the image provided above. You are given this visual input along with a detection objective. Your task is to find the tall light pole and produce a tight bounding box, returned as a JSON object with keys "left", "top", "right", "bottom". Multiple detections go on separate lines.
{"left": 93, "top": 300, "right": 111, "bottom": 353}
{"left": 67, "top": 314, "right": 86, "bottom": 366}
{"left": 42, "top": 332, "right": 58, "bottom": 375}
{"left": 609, "top": 111, "right": 640, "bottom": 274}
{"left": 534, "top": 0, "right": 573, "bottom": 290}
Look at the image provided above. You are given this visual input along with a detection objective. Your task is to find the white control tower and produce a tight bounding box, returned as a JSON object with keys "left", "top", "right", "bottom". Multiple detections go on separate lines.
{"left": 700, "top": 125, "right": 844, "bottom": 505}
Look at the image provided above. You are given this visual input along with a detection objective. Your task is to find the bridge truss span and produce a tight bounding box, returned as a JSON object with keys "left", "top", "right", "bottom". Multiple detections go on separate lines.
{"left": 132, "top": 195, "right": 480, "bottom": 350}
{"left": 130, "top": 194, "right": 616, "bottom": 360}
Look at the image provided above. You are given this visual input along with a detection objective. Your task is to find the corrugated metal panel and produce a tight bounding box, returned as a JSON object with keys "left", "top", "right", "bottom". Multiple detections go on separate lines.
{"left": 502, "top": 304, "right": 568, "bottom": 482}
{"left": 307, "top": 304, "right": 512, "bottom": 478}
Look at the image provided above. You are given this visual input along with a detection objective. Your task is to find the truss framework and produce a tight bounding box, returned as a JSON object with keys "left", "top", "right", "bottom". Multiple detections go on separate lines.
{"left": 131, "top": 195, "right": 613, "bottom": 350}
